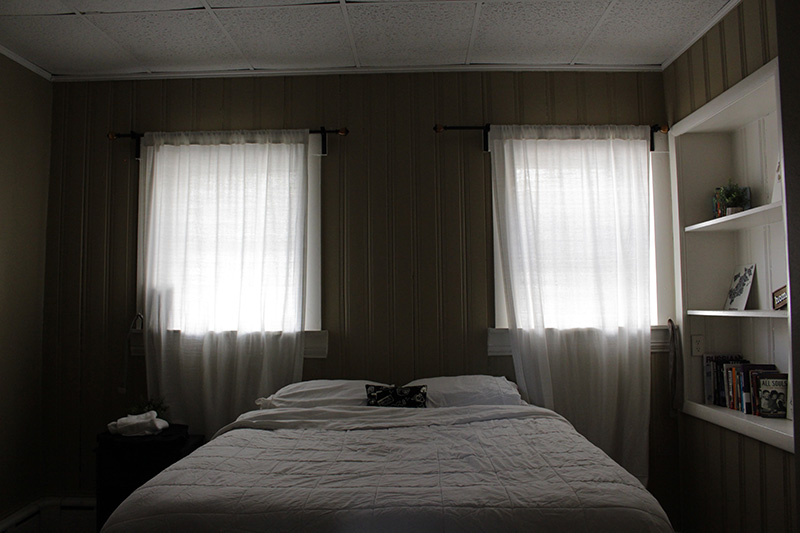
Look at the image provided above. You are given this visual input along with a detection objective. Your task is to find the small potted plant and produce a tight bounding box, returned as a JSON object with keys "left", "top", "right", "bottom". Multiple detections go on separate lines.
{"left": 719, "top": 181, "right": 749, "bottom": 215}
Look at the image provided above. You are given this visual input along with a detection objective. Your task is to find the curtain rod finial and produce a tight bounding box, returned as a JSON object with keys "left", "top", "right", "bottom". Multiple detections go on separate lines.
{"left": 107, "top": 131, "right": 117, "bottom": 140}
{"left": 338, "top": 128, "right": 349, "bottom": 137}
{"left": 433, "top": 124, "right": 444, "bottom": 133}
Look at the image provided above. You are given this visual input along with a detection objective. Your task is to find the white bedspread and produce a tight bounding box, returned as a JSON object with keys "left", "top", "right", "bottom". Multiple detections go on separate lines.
{"left": 102, "top": 405, "right": 672, "bottom": 532}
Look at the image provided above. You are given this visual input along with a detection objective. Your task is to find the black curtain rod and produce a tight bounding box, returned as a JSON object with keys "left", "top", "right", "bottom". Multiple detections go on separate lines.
{"left": 433, "top": 124, "right": 491, "bottom": 152}
{"left": 107, "top": 127, "right": 349, "bottom": 158}
{"left": 434, "top": 123, "right": 670, "bottom": 152}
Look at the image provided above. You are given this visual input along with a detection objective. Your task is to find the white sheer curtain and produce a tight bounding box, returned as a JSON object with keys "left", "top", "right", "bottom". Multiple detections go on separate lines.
{"left": 490, "top": 125, "right": 651, "bottom": 482}
{"left": 138, "top": 130, "right": 309, "bottom": 438}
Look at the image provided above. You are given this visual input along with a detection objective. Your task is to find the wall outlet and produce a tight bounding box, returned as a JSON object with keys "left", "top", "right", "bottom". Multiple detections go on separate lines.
{"left": 691, "top": 335, "right": 705, "bottom": 356}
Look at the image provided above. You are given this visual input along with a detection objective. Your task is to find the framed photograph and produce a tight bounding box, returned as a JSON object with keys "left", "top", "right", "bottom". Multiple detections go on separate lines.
{"left": 724, "top": 264, "right": 755, "bottom": 311}
{"left": 773, "top": 285, "right": 788, "bottom": 310}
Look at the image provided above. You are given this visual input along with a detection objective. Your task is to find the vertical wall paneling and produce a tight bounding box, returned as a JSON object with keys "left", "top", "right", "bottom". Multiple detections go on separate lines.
{"left": 583, "top": 72, "right": 611, "bottom": 125}
{"left": 723, "top": 7, "right": 745, "bottom": 91}
{"left": 640, "top": 72, "right": 667, "bottom": 126}
{"left": 62, "top": 82, "right": 89, "bottom": 492}
{"left": 81, "top": 82, "right": 112, "bottom": 489}
{"left": 44, "top": 70, "right": 668, "bottom": 496}
{"left": 551, "top": 73, "right": 580, "bottom": 125}
{"left": 519, "top": 72, "right": 549, "bottom": 124}
{"left": 342, "top": 75, "right": 369, "bottom": 379}
{"left": 689, "top": 40, "right": 708, "bottom": 114}
{"left": 459, "top": 71, "right": 490, "bottom": 375}
{"left": 742, "top": 0, "right": 766, "bottom": 78}
{"left": 227, "top": 77, "right": 257, "bottom": 130}
{"left": 411, "top": 73, "right": 440, "bottom": 380}
{"left": 437, "top": 72, "right": 466, "bottom": 377}
{"left": 366, "top": 74, "right": 392, "bottom": 382}
{"left": 673, "top": 53, "right": 693, "bottom": 124}
{"left": 705, "top": 25, "right": 726, "bottom": 102}
{"left": 42, "top": 85, "right": 66, "bottom": 494}
{"left": 764, "top": 0, "right": 778, "bottom": 62}
{"left": 388, "top": 74, "right": 416, "bottom": 385}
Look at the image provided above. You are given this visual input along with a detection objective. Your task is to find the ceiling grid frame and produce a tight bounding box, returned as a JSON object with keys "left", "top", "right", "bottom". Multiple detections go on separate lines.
{"left": 0, "top": 0, "right": 742, "bottom": 81}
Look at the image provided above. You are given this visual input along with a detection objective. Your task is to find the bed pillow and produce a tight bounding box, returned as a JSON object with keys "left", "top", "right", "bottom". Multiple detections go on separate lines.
{"left": 255, "top": 379, "right": 390, "bottom": 409}
{"left": 366, "top": 384, "right": 427, "bottom": 408}
{"left": 403, "top": 375, "right": 525, "bottom": 407}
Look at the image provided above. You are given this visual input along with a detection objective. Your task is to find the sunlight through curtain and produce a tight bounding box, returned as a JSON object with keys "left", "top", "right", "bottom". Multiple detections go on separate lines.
{"left": 490, "top": 125, "right": 651, "bottom": 482}
{"left": 138, "top": 130, "right": 309, "bottom": 438}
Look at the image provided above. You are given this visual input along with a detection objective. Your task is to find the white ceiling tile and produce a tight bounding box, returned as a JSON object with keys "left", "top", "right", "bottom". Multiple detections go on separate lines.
{"left": 85, "top": 10, "right": 250, "bottom": 72}
{"left": 0, "top": 1, "right": 73, "bottom": 15}
{"left": 471, "top": 0, "right": 610, "bottom": 65}
{"left": 62, "top": 1, "right": 203, "bottom": 13}
{"left": 575, "top": 0, "right": 731, "bottom": 66}
{"left": 347, "top": 2, "right": 475, "bottom": 66}
{"left": 0, "top": 14, "right": 144, "bottom": 75}
{"left": 216, "top": 5, "right": 354, "bottom": 69}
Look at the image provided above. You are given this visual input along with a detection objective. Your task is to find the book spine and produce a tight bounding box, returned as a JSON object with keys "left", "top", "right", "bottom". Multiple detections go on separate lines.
{"left": 704, "top": 356, "right": 714, "bottom": 405}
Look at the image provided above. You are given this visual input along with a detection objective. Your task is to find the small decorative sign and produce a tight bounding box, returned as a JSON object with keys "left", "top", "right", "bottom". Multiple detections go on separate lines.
{"left": 724, "top": 264, "right": 755, "bottom": 311}
{"left": 772, "top": 285, "right": 788, "bottom": 310}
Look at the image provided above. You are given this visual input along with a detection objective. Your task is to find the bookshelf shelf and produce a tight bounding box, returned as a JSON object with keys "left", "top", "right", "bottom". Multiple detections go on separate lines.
{"left": 684, "top": 202, "right": 783, "bottom": 232}
{"left": 683, "top": 401, "right": 793, "bottom": 453}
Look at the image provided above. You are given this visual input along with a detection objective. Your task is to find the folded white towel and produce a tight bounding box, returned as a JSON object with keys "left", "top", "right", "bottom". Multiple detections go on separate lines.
{"left": 108, "top": 410, "right": 169, "bottom": 436}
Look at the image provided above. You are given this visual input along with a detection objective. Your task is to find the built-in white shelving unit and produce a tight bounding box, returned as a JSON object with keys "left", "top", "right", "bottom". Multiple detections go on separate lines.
{"left": 669, "top": 58, "right": 793, "bottom": 452}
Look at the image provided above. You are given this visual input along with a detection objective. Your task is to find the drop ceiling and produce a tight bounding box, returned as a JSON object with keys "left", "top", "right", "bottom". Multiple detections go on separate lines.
{"left": 0, "top": 0, "right": 738, "bottom": 81}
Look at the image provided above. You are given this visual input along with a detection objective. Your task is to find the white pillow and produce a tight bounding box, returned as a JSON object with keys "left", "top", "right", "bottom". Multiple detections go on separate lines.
{"left": 255, "top": 379, "right": 390, "bottom": 409}
{"left": 403, "top": 375, "right": 525, "bottom": 407}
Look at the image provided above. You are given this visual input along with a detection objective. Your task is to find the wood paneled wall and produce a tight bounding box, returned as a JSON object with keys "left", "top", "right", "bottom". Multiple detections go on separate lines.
{"left": 43, "top": 71, "right": 665, "bottom": 496}
{"left": 0, "top": 55, "right": 52, "bottom": 519}
{"left": 663, "top": 0, "right": 797, "bottom": 530}
{"left": 663, "top": 0, "right": 778, "bottom": 125}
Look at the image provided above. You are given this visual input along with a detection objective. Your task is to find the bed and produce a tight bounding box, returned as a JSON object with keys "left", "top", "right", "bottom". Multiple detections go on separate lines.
{"left": 101, "top": 375, "right": 673, "bottom": 532}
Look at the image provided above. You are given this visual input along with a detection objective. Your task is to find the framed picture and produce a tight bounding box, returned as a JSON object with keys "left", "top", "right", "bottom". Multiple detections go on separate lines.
{"left": 724, "top": 264, "right": 755, "bottom": 311}
{"left": 773, "top": 285, "right": 788, "bottom": 310}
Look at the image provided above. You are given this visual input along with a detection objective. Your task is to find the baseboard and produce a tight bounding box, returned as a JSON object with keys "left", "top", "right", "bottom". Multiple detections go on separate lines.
{"left": 0, "top": 497, "right": 96, "bottom": 533}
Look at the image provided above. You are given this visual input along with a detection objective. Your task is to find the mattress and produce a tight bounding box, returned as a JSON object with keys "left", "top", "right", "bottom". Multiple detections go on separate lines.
{"left": 101, "top": 404, "right": 671, "bottom": 532}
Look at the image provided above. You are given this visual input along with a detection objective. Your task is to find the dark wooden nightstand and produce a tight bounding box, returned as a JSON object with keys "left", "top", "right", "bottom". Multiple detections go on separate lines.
{"left": 95, "top": 424, "right": 204, "bottom": 531}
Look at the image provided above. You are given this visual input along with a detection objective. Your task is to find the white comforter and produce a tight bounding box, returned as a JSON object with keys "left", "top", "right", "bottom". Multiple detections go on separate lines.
{"left": 102, "top": 405, "right": 673, "bottom": 532}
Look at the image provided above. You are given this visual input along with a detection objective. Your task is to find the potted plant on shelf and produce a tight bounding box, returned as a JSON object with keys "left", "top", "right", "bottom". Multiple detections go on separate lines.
{"left": 717, "top": 181, "right": 750, "bottom": 216}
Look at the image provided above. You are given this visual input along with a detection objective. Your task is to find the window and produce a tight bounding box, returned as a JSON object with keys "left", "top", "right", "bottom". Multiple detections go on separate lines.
{"left": 137, "top": 130, "right": 320, "bottom": 335}
{"left": 493, "top": 130, "right": 674, "bottom": 328}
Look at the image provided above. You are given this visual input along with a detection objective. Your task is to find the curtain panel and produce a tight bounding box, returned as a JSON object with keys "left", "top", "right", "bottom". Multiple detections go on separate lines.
{"left": 490, "top": 124, "right": 651, "bottom": 482}
{"left": 138, "top": 130, "right": 309, "bottom": 437}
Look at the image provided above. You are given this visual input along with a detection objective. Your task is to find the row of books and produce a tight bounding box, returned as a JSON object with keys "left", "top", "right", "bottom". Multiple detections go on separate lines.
{"left": 703, "top": 355, "right": 788, "bottom": 418}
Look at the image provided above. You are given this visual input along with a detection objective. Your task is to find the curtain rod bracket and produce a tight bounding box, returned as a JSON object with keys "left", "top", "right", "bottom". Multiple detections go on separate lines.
{"left": 310, "top": 127, "right": 349, "bottom": 156}
{"left": 108, "top": 130, "right": 143, "bottom": 159}
{"left": 650, "top": 124, "right": 669, "bottom": 152}
{"left": 433, "top": 124, "right": 491, "bottom": 152}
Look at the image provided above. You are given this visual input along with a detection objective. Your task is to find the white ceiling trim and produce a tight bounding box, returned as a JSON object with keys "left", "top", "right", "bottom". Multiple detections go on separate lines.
{"left": 660, "top": 0, "right": 741, "bottom": 70}
{"left": 47, "top": 61, "right": 662, "bottom": 83}
{"left": 0, "top": 43, "right": 53, "bottom": 80}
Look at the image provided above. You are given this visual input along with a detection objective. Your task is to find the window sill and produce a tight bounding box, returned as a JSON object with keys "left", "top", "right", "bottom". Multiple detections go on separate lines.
{"left": 129, "top": 330, "right": 328, "bottom": 359}
{"left": 488, "top": 326, "right": 670, "bottom": 356}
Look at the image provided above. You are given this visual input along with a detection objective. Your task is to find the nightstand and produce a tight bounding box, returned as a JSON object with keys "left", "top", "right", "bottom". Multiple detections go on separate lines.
{"left": 95, "top": 424, "right": 204, "bottom": 531}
